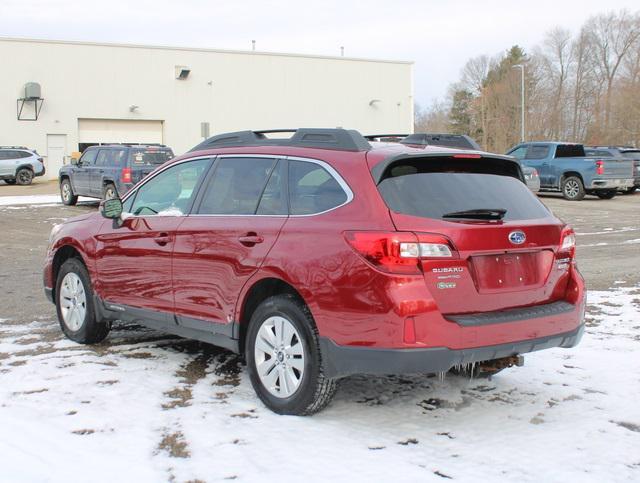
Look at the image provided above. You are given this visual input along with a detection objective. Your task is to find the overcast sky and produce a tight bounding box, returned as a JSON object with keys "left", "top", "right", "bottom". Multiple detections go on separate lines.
{"left": 1, "top": 0, "right": 638, "bottom": 106}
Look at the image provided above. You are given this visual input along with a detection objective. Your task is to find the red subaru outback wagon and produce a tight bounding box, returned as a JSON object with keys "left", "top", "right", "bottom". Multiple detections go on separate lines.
{"left": 44, "top": 129, "right": 585, "bottom": 415}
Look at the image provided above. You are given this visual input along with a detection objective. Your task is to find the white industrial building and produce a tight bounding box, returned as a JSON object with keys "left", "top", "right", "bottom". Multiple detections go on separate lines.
{"left": 0, "top": 37, "right": 414, "bottom": 180}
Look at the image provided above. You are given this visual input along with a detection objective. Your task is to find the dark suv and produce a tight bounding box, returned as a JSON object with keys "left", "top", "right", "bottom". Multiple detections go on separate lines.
{"left": 44, "top": 129, "right": 585, "bottom": 415}
{"left": 59, "top": 144, "right": 174, "bottom": 204}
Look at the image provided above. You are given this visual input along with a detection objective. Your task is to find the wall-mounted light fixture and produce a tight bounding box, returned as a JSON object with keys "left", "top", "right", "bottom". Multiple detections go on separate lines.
{"left": 129, "top": 105, "right": 139, "bottom": 112}
{"left": 369, "top": 99, "right": 381, "bottom": 106}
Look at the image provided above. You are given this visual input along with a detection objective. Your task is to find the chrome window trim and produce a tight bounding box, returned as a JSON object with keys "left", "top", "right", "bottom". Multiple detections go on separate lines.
{"left": 122, "top": 153, "right": 354, "bottom": 219}
{"left": 189, "top": 154, "right": 354, "bottom": 218}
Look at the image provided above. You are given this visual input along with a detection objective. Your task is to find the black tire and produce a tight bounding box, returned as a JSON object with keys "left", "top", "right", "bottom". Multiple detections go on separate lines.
{"left": 596, "top": 190, "right": 616, "bottom": 199}
{"left": 561, "top": 176, "right": 585, "bottom": 201}
{"left": 55, "top": 258, "right": 110, "bottom": 344}
{"left": 245, "top": 294, "right": 337, "bottom": 415}
{"left": 60, "top": 178, "right": 78, "bottom": 205}
{"left": 4, "top": 179, "right": 16, "bottom": 185}
{"left": 15, "top": 168, "right": 34, "bottom": 186}
{"left": 622, "top": 187, "right": 637, "bottom": 195}
{"left": 103, "top": 183, "right": 118, "bottom": 200}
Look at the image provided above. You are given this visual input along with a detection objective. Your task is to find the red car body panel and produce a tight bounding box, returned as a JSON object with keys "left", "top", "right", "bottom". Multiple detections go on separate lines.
{"left": 44, "top": 140, "right": 585, "bottom": 368}
{"left": 172, "top": 215, "right": 287, "bottom": 325}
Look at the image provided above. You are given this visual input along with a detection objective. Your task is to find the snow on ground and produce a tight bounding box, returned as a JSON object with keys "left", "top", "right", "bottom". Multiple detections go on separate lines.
{"left": 0, "top": 195, "right": 94, "bottom": 206}
{"left": 1, "top": 287, "right": 639, "bottom": 482}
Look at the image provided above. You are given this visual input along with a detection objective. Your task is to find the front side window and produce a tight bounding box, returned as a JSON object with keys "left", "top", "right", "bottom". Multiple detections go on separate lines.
{"left": 288, "top": 161, "right": 348, "bottom": 215}
{"left": 197, "top": 157, "right": 277, "bottom": 215}
{"left": 128, "top": 158, "right": 210, "bottom": 216}
{"left": 80, "top": 149, "right": 98, "bottom": 165}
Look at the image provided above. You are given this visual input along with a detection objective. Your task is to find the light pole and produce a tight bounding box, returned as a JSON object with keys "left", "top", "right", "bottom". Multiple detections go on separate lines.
{"left": 512, "top": 64, "right": 525, "bottom": 142}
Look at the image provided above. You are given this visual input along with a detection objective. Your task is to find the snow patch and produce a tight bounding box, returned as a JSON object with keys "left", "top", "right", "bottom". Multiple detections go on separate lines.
{"left": 1, "top": 287, "right": 639, "bottom": 482}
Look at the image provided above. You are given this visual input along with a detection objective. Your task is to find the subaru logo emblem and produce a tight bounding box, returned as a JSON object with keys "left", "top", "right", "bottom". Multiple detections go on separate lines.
{"left": 508, "top": 230, "right": 526, "bottom": 245}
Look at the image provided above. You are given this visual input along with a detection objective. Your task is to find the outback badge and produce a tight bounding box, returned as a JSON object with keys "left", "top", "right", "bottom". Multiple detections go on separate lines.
{"left": 508, "top": 230, "right": 526, "bottom": 245}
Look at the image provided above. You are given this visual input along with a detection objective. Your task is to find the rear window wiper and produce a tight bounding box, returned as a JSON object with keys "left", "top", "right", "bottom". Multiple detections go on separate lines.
{"left": 442, "top": 208, "right": 507, "bottom": 220}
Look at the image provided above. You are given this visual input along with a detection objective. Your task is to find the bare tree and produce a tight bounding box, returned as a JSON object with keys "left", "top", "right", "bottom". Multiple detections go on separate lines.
{"left": 585, "top": 10, "right": 640, "bottom": 139}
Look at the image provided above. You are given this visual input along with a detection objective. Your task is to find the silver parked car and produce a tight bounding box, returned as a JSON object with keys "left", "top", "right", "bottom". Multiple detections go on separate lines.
{"left": 0, "top": 146, "right": 46, "bottom": 185}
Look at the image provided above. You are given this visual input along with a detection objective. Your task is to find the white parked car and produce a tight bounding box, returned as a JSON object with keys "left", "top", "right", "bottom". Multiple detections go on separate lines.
{"left": 0, "top": 146, "right": 46, "bottom": 185}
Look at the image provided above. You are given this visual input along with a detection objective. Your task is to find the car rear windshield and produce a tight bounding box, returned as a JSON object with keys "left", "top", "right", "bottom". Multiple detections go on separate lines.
{"left": 129, "top": 148, "right": 174, "bottom": 165}
{"left": 377, "top": 159, "right": 549, "bottom": 221}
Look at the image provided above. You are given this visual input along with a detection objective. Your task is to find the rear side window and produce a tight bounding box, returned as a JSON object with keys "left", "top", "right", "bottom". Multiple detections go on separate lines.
{"left": 377, "top": 158, "right": 549, "bottom": 221}
{"left": 198, "top": 157, "right": 276, "bottom": 215}
{"left": 288, "top": 161, "right": 348, "bottom": 215}
{"left": 112, "top": 149, "right": 128, "bottom": 165}
{"left": 555, "top": 144, "right": 585, "bottom": 158}
{"left": 130, "top": 148, "right": 174, "bottom": 165}
{"left": 525, "top": 145, "right": 550, "bottom": 159}
{"left": 0, "top": 150, "right": 29, "bottom": 159}
{"left": 95, "top": 150, "right": 113, "bottom": 166}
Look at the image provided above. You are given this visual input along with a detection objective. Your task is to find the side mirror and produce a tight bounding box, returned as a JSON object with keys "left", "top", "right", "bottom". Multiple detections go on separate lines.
{"left": 70, "top": 157, "right": 79, "bottom": 165}
{"left": 100, "top": 198, "right": 123, "bottom": 220}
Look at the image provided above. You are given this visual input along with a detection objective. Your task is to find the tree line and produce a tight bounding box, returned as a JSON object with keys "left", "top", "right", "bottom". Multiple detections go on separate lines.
{"left": 415, "top": 9, "right": 640, "bottom": 153}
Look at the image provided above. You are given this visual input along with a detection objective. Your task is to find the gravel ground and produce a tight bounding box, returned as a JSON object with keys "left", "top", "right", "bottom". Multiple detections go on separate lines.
{"left": 0, "top": 189, "right": 639, "bottom": 482}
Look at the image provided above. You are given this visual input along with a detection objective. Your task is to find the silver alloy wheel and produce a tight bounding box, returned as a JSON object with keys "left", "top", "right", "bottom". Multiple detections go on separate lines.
{"left": 62, "top": 182, "right": 71, "bottom": 202}
{"left": 59, "top": 272, "right": 87, "bottom": 331}
{"left": 254, "top": 315, "right": 305, "bottom": 398}
{"left": 565, "top": 179, "right": 580, "bottom": 198}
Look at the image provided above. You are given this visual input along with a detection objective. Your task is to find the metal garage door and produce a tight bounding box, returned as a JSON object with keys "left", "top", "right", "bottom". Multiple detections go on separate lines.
{"left": 77, "top": 119, "right": 163, "bottom": 150}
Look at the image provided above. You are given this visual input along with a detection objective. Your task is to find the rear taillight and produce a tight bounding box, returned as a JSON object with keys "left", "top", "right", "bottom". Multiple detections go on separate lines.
{"left": 558, "top": 227, "right": 576, "bottom": 259}
{"left": 532, "top": 168, "right": 539, "bottom": 178}
{"left": 121, "top": 168, "right": 132, "bottom": 183}
{"left": 596, "top": 160, "right": 604, "bottom": 175}
{"left": 344, "top": 231, "right": 456, "bottom": 274}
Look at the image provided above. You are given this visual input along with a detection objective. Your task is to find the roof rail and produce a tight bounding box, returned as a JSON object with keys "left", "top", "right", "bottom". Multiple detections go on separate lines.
{"left": 0, "top": 145, "right": 29, "bottom": 150}
{"left": 189, "top": 128, "right": 372, "bottom": 152}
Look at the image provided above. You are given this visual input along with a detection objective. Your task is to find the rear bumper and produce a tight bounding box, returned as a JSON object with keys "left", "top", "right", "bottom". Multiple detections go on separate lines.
{"left": 590, "top": 178, "right": 634, "bottom": 189}
{"left": 321, "top": 323, "right": 584, "bottom": 378}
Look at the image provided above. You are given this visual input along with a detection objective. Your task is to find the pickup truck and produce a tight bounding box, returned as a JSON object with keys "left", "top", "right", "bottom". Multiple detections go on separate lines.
{"left": 59, "top": 144, "right": 174, "bottom": 205}
{"left": 506, "top": 142, "right": 635, "bottom": 200}
{"left": 585, "top": 146, "right": 640, "bottom": 194}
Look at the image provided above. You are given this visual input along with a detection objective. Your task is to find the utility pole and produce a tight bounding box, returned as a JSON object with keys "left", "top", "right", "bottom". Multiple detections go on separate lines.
{"left": 512, "top": 64, "right": 525, "bottom": 142}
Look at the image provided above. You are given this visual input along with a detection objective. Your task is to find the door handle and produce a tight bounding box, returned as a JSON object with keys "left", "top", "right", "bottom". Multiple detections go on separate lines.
{"left": 154, "top": 233, "right": 172, "bottom": 246}
{"left": 238, "top": 233, "right": 264, "bottom": 246}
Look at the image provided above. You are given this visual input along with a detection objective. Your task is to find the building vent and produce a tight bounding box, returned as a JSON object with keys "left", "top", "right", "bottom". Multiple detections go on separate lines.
{"left": 175, "top": 66, "right": 191, "bottom": 80}
{"left": 24, "top": 82, "right": 42, "bottom": 100}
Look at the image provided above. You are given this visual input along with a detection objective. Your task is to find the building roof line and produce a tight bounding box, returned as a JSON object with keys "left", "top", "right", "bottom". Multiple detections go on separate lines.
{"left": 0, "top": 36, "right": 414, "bottom": 65}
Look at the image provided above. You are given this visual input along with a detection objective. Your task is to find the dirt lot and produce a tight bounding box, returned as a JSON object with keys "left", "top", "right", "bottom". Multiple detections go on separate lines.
{"left": 0, "top": 187, "right": 639, "bottom": 482}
